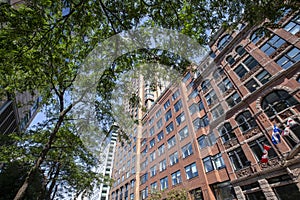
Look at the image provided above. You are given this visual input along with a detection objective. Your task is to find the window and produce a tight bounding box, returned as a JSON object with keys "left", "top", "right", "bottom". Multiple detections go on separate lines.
{"left": 150, "top": 139, "right": 155, "bottom": 148}
{"left": 189, "top": 103, "right": 199, "bottom": 115}
{"left": 211, "top": 105, "right": 224, "bottom": 120}
{"left": 235, "top": 110, "right": 257, "bottom": 132}
{"left": 276, "top": 47, "right": 300, "bottom": 69}
{"left": 284, "top": 14, "right": 300, "bottom": 35}
{"left": 256, "top": 69, "right": 271, "bottom": 84}
{"left": 236, "top": 45, "right": 246, "bottom": 56}
{"left": 250, "top": 28, "right": 266, "bottom": 44}
{"left": 149, "top": 126, "right": 155, "bottom": 136}
{"left": 183, "top": 72, "right": 191, "bottom": 82}
{"left": 165, "top": 109, "right": 172, "bottom": 122}
{"left": 182, "top": 143, "right": 193, "bottom": 158}
{"left": 141, "top": 139, "right": 147, "bottom": 147}
{"left": 150, "top": 182, "right": 157, "bottom": 191}
{"left": 167, "top": 136, "right": 176, "bottom": 149}
{"left": 249, "top": 137, "right": 277, "bottom": 161}
{"left": 234, "top": 56, "right": 259, "bottom": 78}
{"left": 169, "top": 152, "right": 179, "bottom": 166}
{"left": 213, "top": 68, "right": 225, "bottom": 80}
{"left": 185, "top": 162, "right": 198, "bottom": 179}
{"left": 187, "top": 81, "right": 194, "bottom": 90}
{"left": 219, "top": 123, "right": 236, "bottom": 143}
{"left": 149, "top": 117, "right": 154, "bottom": 126}
{"left": 226, "top": 55, "right": 235, "bottom": 65}
{"left": 217, "top": 34, "right": 232, "bottom": 50}
{"left": 199, "top": 100, "right": 205, "bottom": 111}
{"left": 176, "top": 112, "right": 186, "bottom": 125}
{"left": 261, "top": 90, "right": 298, "bottom": 117}
{"left": 226, "top": 92, "right": 241, "bottom": 108}
{"left": 158, "top": 144, "right": 165, "bottom": 156}
{"left": 197, "top": 132, "right": 216, "bottom": 149}
{"left": 245, "top": 78, "right": 259, "bottom": 92}
{"left": 174, "top": 99, "right": 183, "bottom": 112}
{"left": 150, "top": 151, "right": 156, "bottom": 162}
{"left": 156, "top": 109, "right": 162, "bottom": 118}
{"left": 201, "top": 80, "right": 211, "bottom": 93}
{"left": 150, "top": 165, "right": 157, "bottom": 177}
{"left": 178, "top": 126, "right": 189, "bottom": 140}
{"left": 188, "top": 89, "right": 198, "bottom": 99}
{"left": 157, "top": 131, "right": 164, "bottom": 142}
{"left": 166, "top": 122, "right": 174, "bottom": 134}
{"left": 157, "top": 118, "right": 163, "bottom": 130}
{"left": 171, "top": 170, "right": 182, "bottom": 186}
{"left": 159, "top": 159, "right": 167, "bottom": 172}
{"left": 218, "top": 78, "right": 233, "bottom": 93}
{"left": 160, "top": 177, "right": 168, "bottom": 190}
{"left": 141, "top": 187, "right": 148, "bottom": 200}
{"left": 193, "top": 115, "right": 210, "bottom": 130}
{"left": 203, "top": 154, "right": 225, "bottom": 172}
{"left": 164, "top": 100, "right": 171, "bottom": 110}
{"left": 172, "top": 89, "right": 180, "bottom": 101}
{"left": 205, "top": 90, "right": 218, "bottom": 106}
{"left": 228, "top": 147, "right": 248, "bottom": 170}
{"left": 260, "top": 35, "right": 286, "bottom": 56}
{"left": 140, "top": 173, "right": 148, "bottom": 185}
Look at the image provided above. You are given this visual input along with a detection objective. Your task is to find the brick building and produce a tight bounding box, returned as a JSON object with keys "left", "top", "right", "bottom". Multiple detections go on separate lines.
{"left": 110, "top": 11, "right": 300, "bottom": 200}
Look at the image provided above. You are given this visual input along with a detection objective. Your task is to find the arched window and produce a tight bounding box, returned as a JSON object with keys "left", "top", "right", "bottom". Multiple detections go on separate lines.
{"left": 250, "top": 28, "right": 267, "bottom": 44}
{"left": 201, "top": 80, "right": 211, "bottom": 93}
{"left": 236, "top": 45, "right": 246, "bottom": 56}
{"left": 217, "top": 34, "right": 233, "bottom": 50}
{"left": 261, "top": 90, "right": 298, "bottom": 117}
{"left": 226, "top": 55, "right": 235, "bottom": 65}
{"left": 219, "top": 123, "right": 236, "bottom": 142}
{"left": 235, "top": 111, "right": 257, "bottom": 132}
{"left": 213, "top": 68, "right": 224, "bottom": 80}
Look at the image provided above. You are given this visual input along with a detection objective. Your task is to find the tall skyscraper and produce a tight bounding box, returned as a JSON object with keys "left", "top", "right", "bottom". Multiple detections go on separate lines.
{"left": 110, "top": 11, "right": 300, "bottom": 200}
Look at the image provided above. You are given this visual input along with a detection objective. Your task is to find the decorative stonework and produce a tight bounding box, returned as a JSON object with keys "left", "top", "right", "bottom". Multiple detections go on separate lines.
{"left": 235, "top": 166, "right": 253, "bottom": 178}
{"left": 223, "top": 88, "right": 235, "bottom": 97}
{"left": 240, "top": 65, "right": 261, "bottom": 82}
{"left": 224, "top": 138, "right": 239, "bottom": 149}
{"left": 260, "top": 157, "right": 281, "bottom": 169}
{"left": 270, "top": 42, "right": 290, "bottom": 59}
{"left": 243, "top": 127, "right": 260, "bottom": 139}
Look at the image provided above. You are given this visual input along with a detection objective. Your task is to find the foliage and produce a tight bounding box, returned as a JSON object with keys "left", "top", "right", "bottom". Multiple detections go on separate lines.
{"left": 0, "top": 0, "right": 299, "bottom": 199}
{"left": 148, "top": 189, "right": 189, "bottom": 200}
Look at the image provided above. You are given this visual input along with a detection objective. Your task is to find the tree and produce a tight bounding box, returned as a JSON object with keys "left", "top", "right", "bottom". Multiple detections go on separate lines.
{"left": 0, "top": 0, "right": 298, "bottom": 199}
{"left": 148, "top": 189, "right": 189, "bottom": 200}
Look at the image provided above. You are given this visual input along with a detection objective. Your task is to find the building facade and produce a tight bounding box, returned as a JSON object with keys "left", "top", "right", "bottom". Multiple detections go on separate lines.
{"left": 110, "top": 11, "right": 300, "bottom": 200}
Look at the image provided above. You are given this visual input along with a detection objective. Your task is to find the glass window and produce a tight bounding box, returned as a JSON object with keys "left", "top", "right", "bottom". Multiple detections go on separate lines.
{"left": 157, "top": 118, "right": 163, "bottom": 130}
{"left": 160, "top": 176, "right": 168, "bottom": 190}
{"left": 226, "top": 55, "right": 235, "bottom": 65}
{"left": 185, "top": 162, "right": 198, "bottom": 179}
{"left": 156, "top": 109, "right": 162, "bottom": 118}
{"left": 219, "top": 123, "right": 236, "bottom": 143}
{"left": 150, "top": 139, "right": 155, "bottom": 148}
{"left": 178, "top": 126, "right": 189, "bottom": 140}
{"left": 260, "top": 35, "right": 286, "bottom": 56}
{"left": 217, "top": 34, "right": 233, "bottom": 50}
{"left": 250, "top": 28, "right": 266, "bottom": 44}
{"left": 245, "top": 78, "right": 259, "bottom": 93}
{"left": 235, "top": 110, "right": 257, "bottom": 132}
{"left": 228, "top": 147, "right": 248, "bottom": 170}
{"left": 163, "top": 100, "right": 171, "bottom": 110}
{"left": 166, "top": 122, "right": 174, "bottom": 134}
{"left": 176, "top": 112, "right": 186, "bottom": 125}
{"left": 213, "top": 68, "right": 224, "bottom": 80}
{"left": 150, "top": 182, "right": 157, "bottom": 191}
{"left": 165, "top": 109, "right": 172, "bottom": 122}
{"left": 150, "top": 151, "right": 156, "bottom": 162}
{"left": 157, "top": 131, "right": 164, "bottom": 142}
{"left": 182, "top": 143, "right": 193, "bottom": 158}
{"left": 167, "top": 136, "right": 176, "bottom": 149}
{"left": 236, "top": 45, "right": 246, "bottom": 56}
{"left": 174, "top": 99, "right": 183, "bottom": 112}
{"left": 183, "top": 72, "right": 191, "bottom": 82}
{"left": 284, "top": 15, "right": 300, "bottom": 35}
{"left": 226, "top": 92, "right": 241, "bottom": 108}
{"left": 211, "top": 105, "right": 224, "bottom": 120}
{"left": 150, "top": 165, "right": 157, "bottom": 177}
{"left": 188, "top": 89, "right": 198, "bottom": 99}
{"left": 203, "top": 157, "right": 214, "bottom": 172}
{"left": 256, "top": 70, "right": 271, "bottom": 84}
{"left": 158, "top": 144, "right": 165, "bottom": 156}
{"left": 234, "top": 64, "right": 247, "bottom": 78}
{"left": 201, "top": 80, "right": 211, "bottom": 93}
{"left": 171, "top": 170, "right": 182, "bottom": 186}
{"left": 205, "top": 90, "right": 218, "bottom": 106}
{"left": 197, "top": 132, "right": 216, "bottom": 149}
{"left": 149, "top": 126, "right": 155, "bottom": 136}
{"left": 276, "top": 47, "right": 300, "bottom": 69}
{"left": 189, "top": 103, "right": 199, "bottom": 115}
{"left": 159, "top": 159, "right": 167, "bottom": 172}
{"left": 172, "top": 89, "right": 180, "bottom": 101}
{"left": 169, "top": 152, "right": 179, "bottom": 166}
{"left": 261, "top": 90, "right": 299, "bottom": 117}
{"left": 218, "top": 78, "right": 233, "bottom": 93}
{"left": 249, "top": 137, "right": 277, "bottom": 161}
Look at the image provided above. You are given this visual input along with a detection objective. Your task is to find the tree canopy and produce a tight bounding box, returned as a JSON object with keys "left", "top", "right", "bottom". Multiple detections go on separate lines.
{"left": 0, "top": 0, "right": 299, "bottom": 199}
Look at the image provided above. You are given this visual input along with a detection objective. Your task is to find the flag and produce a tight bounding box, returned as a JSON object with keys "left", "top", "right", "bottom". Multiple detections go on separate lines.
{"left": 261, "top": 144, "right": 271, "bottom": 163}
{"left": 282, "top": 118, "right": 297, "bottom": 136}
{"left": 272, "top": 125, "right": 281, "bottom": 145}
